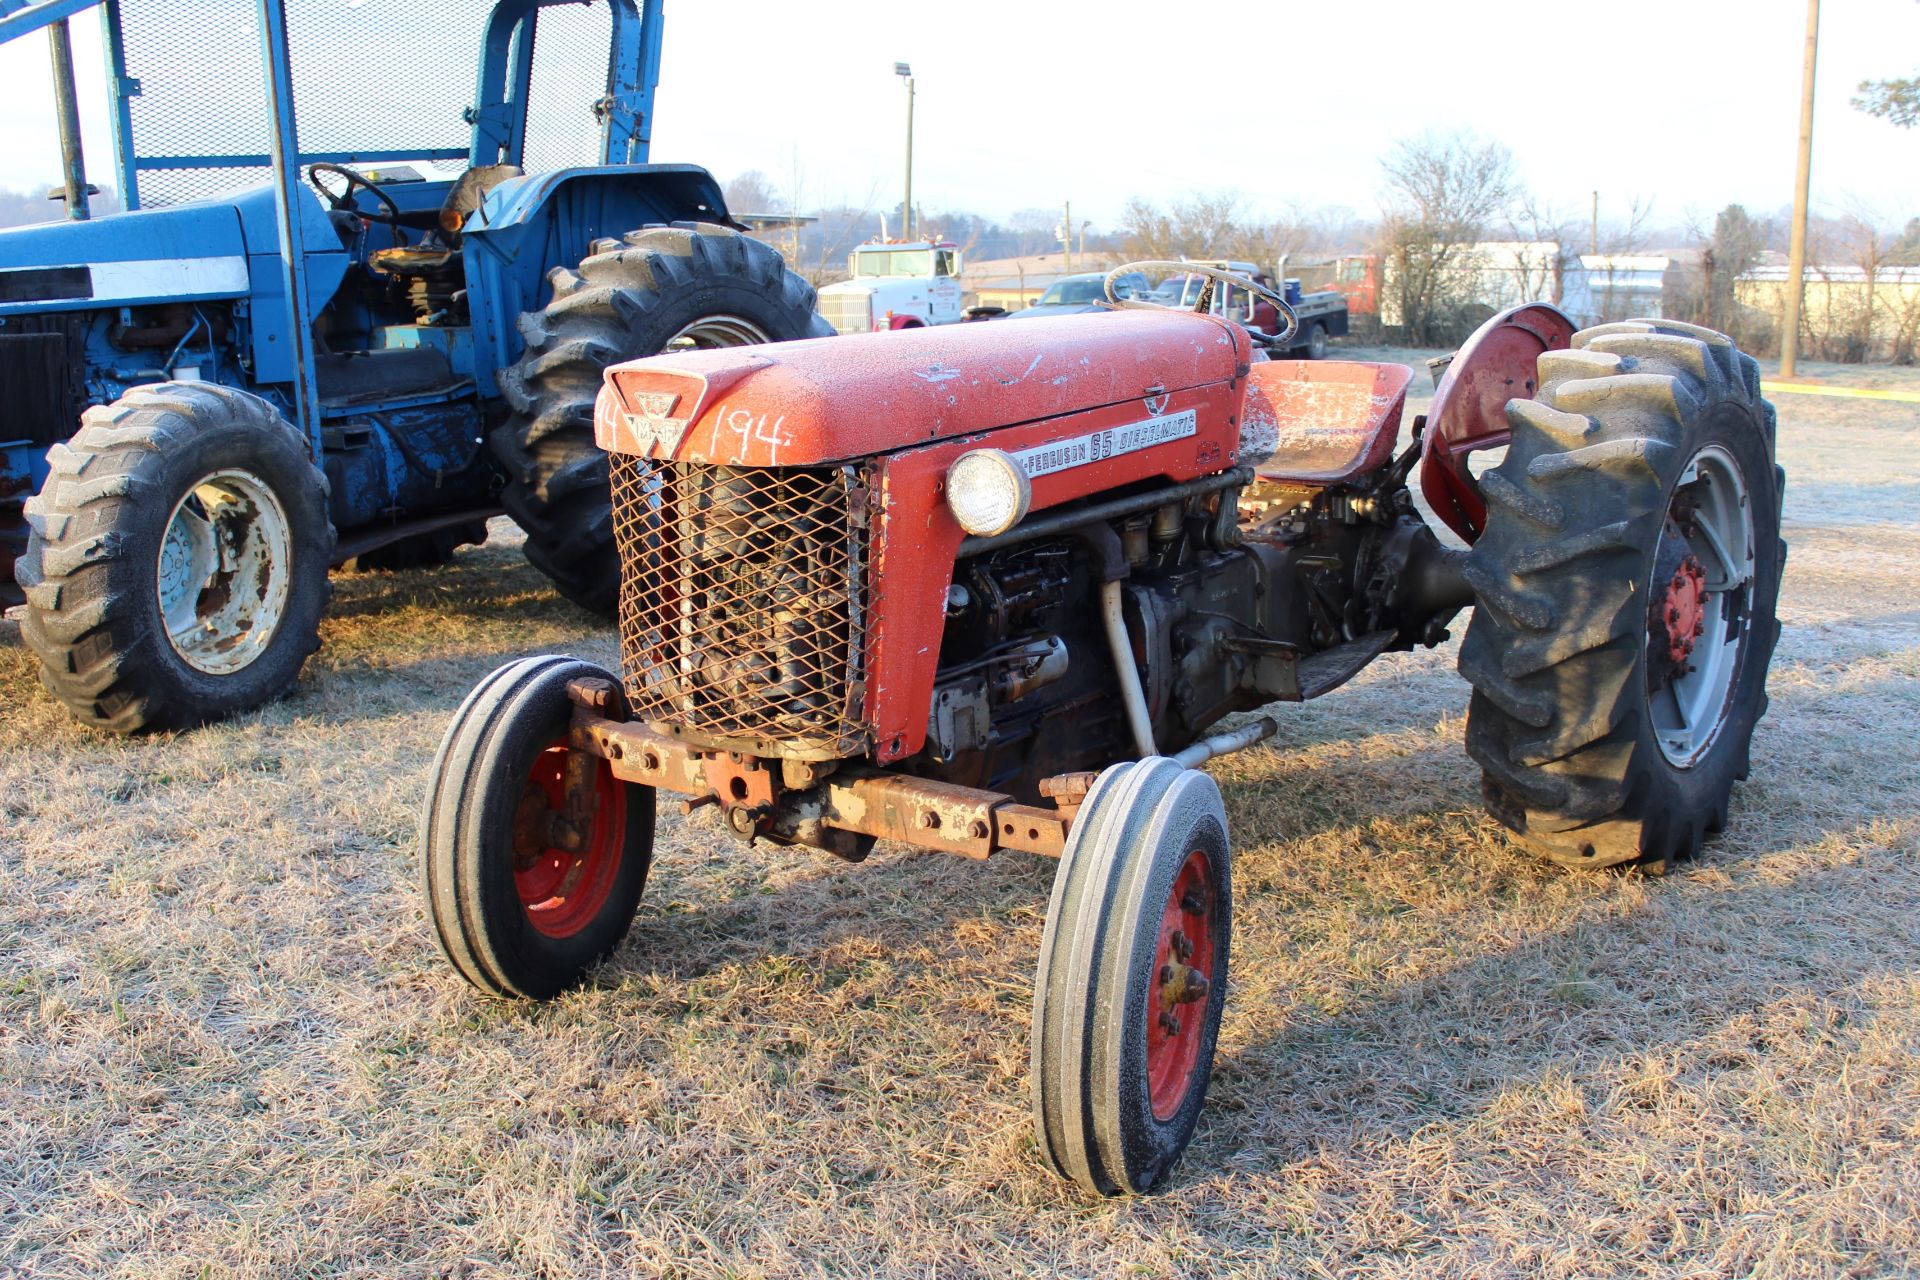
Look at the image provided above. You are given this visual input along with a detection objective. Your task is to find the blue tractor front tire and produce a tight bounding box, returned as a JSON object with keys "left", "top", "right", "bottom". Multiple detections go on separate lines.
{"left": 18, "top": 383, "right": 335, "bottom": 732}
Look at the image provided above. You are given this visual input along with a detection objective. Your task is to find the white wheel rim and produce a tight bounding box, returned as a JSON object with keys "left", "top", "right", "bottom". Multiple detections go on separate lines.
{"left": 663, "top": 315, "right": 771, "bottom": 351}
{"left": 1648, "top": 444, "right": 1754, "bottom": 768}
{"left": 155, "top": 468, "right": 294, "bottom": 675}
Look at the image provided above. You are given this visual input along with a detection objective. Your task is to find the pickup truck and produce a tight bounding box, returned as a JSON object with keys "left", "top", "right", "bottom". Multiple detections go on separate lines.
{"left": 1155, "top": 259, "right": 1349, "bottom": 358}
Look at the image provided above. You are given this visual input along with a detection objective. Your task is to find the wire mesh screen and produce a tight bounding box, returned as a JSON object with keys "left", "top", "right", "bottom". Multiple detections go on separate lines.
{"left": 609, "top": 456, "right": 872, "bottom": 757}
{"left": 112, "top": 0, "right": 612, "bottom": 207}
{"left": 521, "top": 2, "right": 614, "bottom": 174}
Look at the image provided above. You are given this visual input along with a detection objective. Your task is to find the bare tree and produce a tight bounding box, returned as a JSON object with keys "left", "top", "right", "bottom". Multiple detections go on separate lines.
{"left": 1833, "top": 206, "right": 1897, "bottom": 362}
{"left": 1505, "top": 196, "right": 1574, "bottom": 303}
{"left": 1114, "top": 191, "right": 1317, "bottom": 273}
{"left": 722, "top": 170, "right": 782, "bottom": 217}
{"left": 1376, "top": 130, "right": 1516, "bottom": 344}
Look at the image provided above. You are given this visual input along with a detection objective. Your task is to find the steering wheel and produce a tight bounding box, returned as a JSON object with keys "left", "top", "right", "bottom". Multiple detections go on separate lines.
{"left": 308, "top": 162, "right": 404, "bottom": 227}
{"left": 1104, "top": 259, "right": 1300, "bottom": 349}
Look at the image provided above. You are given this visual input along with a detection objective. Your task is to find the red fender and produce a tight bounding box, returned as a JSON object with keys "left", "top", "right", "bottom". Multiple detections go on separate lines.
{"left": 888, "top": 315, "right": 924, "bottom": 330}
{"left": 1419, "top": 302, "right": 1576, "bottom": 543}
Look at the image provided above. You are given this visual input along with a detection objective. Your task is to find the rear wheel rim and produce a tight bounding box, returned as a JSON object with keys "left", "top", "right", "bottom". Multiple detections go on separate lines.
{"left": 1146, "top": 848, "right": 1216, "bottom": 1121}
{"left": 513, "top": 738, "right": 627, "bottom": 939}
{"left": 663, "top": 315, "right": 772, "bottom": 351}
{"left": 1647, "top": 443, "right": 1754, "bottom": 767}
{"left": 155, "top": 467, "right": 293, "bottom": 675}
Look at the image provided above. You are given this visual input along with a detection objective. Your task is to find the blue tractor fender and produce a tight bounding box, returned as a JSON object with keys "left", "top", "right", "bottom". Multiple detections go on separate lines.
{"left": 458, "top": 163, "right": 732, "bottom": 399}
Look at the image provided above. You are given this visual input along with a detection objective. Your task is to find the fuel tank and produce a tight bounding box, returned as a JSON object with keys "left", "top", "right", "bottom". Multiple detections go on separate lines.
{"left": 593, "top": 309, "right": 1252, "bottom": 467}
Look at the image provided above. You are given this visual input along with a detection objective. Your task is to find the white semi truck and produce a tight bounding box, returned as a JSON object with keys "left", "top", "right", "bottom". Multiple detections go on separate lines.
{"left": 815, "top": 241, "right": 966, "bottom": 334}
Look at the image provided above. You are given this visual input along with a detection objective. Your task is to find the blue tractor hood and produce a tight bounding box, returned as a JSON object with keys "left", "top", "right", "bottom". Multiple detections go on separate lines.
{"left": 0, "top": 185, "right": 345, "bottom": 320}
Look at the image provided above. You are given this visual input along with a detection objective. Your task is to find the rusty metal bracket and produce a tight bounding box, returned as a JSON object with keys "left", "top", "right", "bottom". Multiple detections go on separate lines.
{"left": 573, "top": 714, "right": 1077, "bottom": 860}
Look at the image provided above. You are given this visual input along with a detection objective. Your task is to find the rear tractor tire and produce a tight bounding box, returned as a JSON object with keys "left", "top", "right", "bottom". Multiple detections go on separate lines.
{"left": 421, "top": 655, "right": 655, "bottom": 1000}
{"left": 1033, "top": 757, "right": 1232, "bottom": 1195}
{"left": 493, "top": 222, "right": 832, "bottom": 615}
{"left": 1458, "top": 319, "right": 1784, "bottom": 871}
{"left": 17, "top": 382, "right": 335, "bottom": 732}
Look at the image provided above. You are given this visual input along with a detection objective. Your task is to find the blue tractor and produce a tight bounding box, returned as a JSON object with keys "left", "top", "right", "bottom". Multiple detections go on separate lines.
{"left": 0, "top": 0, "right": 829, "bottom": 731}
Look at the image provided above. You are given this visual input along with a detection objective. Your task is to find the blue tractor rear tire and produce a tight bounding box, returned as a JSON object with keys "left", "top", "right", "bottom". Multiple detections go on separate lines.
{"left": 492, "top": 222, "right": 831, "bottom": 615}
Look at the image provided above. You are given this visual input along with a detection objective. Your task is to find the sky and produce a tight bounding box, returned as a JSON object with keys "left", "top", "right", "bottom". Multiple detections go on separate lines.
{"left": 2, "top": 0, "right": 1916, "bottom": 237}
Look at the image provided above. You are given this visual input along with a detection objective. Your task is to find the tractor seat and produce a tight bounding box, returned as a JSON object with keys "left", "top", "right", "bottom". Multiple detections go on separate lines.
{"left": 1241, "top": 359, "right": 1414, "bottom": 486}
{"left": 365, "top": 164, "right": 522, "bottom": 280}
{"left": 367, "top": 244, "right": 458, "bottom": 279}
{"left": 437, "top": 163, "right": 521, "bottom": 240}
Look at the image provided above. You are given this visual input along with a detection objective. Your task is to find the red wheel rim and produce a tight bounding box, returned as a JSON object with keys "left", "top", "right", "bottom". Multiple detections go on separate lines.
{"left": 1659, "top": 552, "right": 1709, "bottom": 665}
{"left": 1146, "top": 849, "right": 1216, "bottom": 1121}
{"left": 511, "top": 737, "right": 626, "bottom": 939}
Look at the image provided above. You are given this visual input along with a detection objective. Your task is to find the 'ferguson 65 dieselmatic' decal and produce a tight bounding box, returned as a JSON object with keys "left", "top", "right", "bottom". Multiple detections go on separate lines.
{"left": 1010, "top": 408, "right": 1198, "bottom": 479}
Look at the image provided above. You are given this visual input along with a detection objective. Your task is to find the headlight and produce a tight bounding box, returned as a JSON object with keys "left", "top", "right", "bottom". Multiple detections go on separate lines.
{"left": 945, "top": 449, "right": 1031, "bottom": 537}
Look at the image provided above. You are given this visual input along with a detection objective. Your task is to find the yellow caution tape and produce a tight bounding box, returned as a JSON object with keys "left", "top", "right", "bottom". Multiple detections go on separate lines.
{"left": 1760, "top": 381, "right": 1920, "bottom": 404}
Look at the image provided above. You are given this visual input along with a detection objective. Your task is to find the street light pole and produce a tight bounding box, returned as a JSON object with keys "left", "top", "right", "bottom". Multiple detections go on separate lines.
{"left": 895, "top": 62, "right": 915, "bottom": 242}
{"left": 1781, "top": 0, "right": 1820, "bottom": 378}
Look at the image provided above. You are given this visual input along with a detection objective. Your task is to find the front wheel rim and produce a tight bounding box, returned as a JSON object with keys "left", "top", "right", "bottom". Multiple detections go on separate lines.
{"left": 1647, "top": 443, "right": 1755, "bottom": 768}
{"left": 155, "top": 468, "right": 294, "bottom": 675}
{"left": 512, "top": 739, "right": 627, "bottom": 939}
{"left": 1146, "top": 849, "right": 1217, "bottom": 1121}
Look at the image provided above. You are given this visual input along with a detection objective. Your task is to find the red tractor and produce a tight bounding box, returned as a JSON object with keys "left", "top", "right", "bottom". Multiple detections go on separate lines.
{"left": 421, "top": 261, "right": 1782, "bottom": 1195}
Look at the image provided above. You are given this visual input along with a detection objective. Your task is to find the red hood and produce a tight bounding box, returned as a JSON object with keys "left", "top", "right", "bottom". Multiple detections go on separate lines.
{"left": 594, "top": 309, "right": 1251, "bottom": 467}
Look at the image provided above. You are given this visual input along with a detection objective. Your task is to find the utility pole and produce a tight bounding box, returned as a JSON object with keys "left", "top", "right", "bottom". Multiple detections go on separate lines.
{"left": 48, "top": 19, "right": 90, "bottom": 220}
{"left": 1780, "top": 0, "right": 1820, "bottom": 378}
{"left": 895, "top": 62, "right": 915, "bottom": 242}
{"left": 1590, "top": 191, "right": 1599, "bottom": 255}
{"left": 1061, "top": 201, "right": 1073, "bottom": 274}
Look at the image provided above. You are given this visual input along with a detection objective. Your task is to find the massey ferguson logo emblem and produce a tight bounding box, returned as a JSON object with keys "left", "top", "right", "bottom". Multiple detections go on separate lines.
{"left": 1012, "top": 409, "right": 1198, "bottom": 479}
{"left": 621, "top": 391, "right": 689, "bottom": 452}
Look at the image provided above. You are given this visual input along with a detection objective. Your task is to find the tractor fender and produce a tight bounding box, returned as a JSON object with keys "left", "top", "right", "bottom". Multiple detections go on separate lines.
{"left": 459, "top": 164, "right": 736, "bottom": 398}
{"left": 1419, "top": 302, "right": 1576, "bottom": 544}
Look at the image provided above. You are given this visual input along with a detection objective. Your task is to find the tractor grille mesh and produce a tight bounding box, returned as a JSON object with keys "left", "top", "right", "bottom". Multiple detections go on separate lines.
{"left": 111, "top": 0, "right": 612, "bottom": 208}
{"left": 609, "top": 457, "right": 871, "bottom": 755}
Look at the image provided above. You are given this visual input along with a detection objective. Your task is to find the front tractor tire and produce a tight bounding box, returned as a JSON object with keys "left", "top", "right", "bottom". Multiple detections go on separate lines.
{"left": 493, "top": 222, "right": 832, "bottom": 615}
{"left": 1033, "top": 758, "right": 1232, "bottom": 1196}
{"left": 421, "top": 655, "right": 655, "bottom": 1000}
{"left": 1459, "top": 320, "right": 1784, "bottom": 871}
{"left": 18, "top": 383, "right": 335, "bottom": 733}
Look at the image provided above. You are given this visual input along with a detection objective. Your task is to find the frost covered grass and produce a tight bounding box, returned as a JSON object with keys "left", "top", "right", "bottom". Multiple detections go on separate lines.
{"left": 1, "top": 351, "right": 1916, "bottom": 1277}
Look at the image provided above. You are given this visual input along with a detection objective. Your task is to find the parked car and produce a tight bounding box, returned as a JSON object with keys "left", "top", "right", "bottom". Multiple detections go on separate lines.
{"left": 1004, "top": 271, "right": 1150, "bottom": 318}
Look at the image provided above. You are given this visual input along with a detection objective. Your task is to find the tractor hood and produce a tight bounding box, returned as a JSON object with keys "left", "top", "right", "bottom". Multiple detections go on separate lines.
{"left": 595, "top": 309, "right": 1252, "bottom": 467}
{"left": 0, "top": 200, "right": 251, "bottom": 317}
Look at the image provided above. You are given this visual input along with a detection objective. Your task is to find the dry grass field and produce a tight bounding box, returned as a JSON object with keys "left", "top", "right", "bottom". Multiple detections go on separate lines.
{"left": 2, "top": 349, "right": 1917, "bottom": 1279}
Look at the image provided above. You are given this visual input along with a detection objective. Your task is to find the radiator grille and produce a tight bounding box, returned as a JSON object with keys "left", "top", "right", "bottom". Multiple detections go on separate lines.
{"left": 609, "top": 457, "right": 871, "bottom": 755}
{"left": 816, "top": 291, "right": 873, "bottom": 335}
